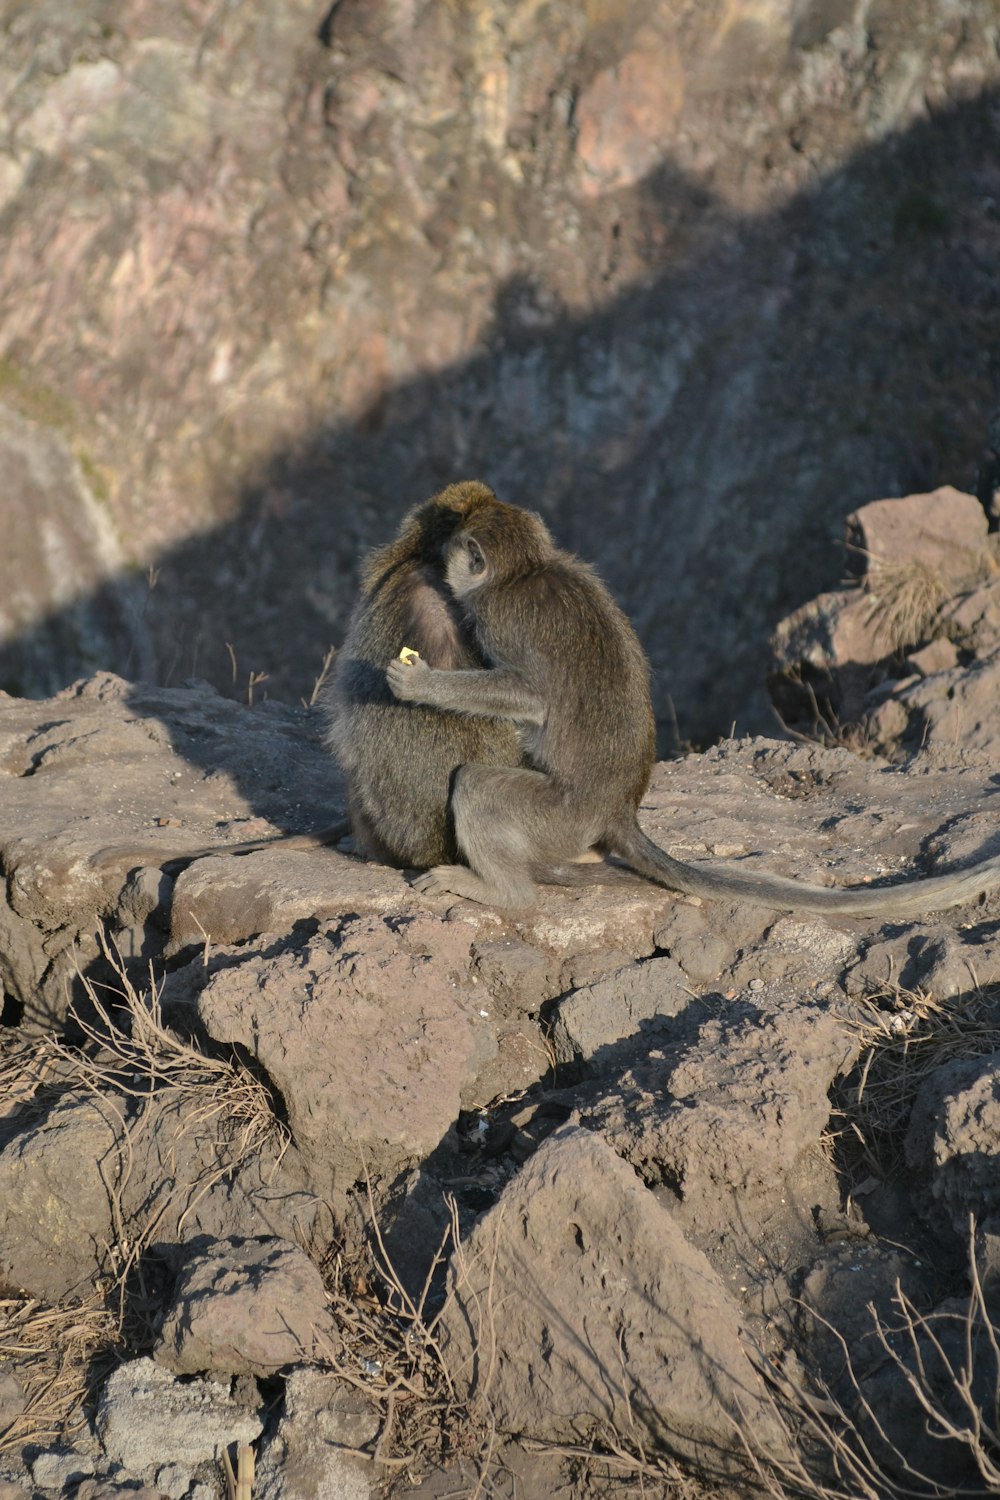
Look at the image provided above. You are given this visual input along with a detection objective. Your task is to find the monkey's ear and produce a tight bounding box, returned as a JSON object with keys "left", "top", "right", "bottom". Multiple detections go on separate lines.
{"left": 466, "top": 537, "right": 487, "bottom": 576}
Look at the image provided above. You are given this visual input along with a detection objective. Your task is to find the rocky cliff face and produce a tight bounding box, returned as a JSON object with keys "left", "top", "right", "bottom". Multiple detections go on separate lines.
{"left": 1, "top": 1, "right": 999, "bottom": 737}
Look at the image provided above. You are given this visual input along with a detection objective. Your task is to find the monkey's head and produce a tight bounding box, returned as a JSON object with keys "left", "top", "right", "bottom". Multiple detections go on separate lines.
{"left": 398, "top": 481, "right": 501, "bottom": 564}
{"left": 445, "top": 500, "right": 554, "bottom": 597}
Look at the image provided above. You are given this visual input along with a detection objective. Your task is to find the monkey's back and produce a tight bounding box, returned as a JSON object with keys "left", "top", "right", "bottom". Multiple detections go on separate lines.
{"left": 471, "top": 552, "right": 656, "bottom": 816}
{"left": 326, "top": 552, "right": 522, "bottom": 868}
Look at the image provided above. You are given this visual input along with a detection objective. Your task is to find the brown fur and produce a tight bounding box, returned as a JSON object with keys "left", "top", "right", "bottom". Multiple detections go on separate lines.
{"left": 324, "top": 482, "right": 523, "bottom": 868}
{"left": 95, "top": 483, "right": 524, "bottom": 877}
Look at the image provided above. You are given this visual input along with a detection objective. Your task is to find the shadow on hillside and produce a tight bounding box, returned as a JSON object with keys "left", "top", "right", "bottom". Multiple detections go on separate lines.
{"left": 4, "top": 84, "right": 999, "bottom": 827}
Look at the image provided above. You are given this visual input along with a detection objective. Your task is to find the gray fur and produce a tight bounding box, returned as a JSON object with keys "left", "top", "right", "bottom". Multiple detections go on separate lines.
{"left": 387, "top": 488, "right": 1000, "bottom": 917}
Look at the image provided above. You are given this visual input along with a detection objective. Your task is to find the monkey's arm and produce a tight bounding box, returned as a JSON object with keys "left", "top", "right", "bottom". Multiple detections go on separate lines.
{"left": 386, "top": 657, "right": 544, "bottom": 724}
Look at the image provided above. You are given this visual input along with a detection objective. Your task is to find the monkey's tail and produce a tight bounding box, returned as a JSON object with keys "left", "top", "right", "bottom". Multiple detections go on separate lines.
{"left": 612, "top": 824, "right": 1000, "bottom": 918}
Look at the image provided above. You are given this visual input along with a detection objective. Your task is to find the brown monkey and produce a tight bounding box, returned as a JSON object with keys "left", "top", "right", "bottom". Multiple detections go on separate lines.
{"left": 94, "top": 483, "right": 523, "bottom": 876}
{"left": 387, "top": 489, "right": 1000, "bottom": 916}
{"left": 323, "top": 481, "right": 523, "bottom": 867}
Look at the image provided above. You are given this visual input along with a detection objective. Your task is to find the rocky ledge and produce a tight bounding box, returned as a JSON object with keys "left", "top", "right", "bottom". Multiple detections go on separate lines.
{"left": 0, "top": 669, "right": 999, "bottom": 1498}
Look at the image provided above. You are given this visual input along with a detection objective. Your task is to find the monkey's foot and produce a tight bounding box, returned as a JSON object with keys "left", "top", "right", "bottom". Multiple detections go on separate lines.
{"left": 414, "top": 864, "right": 530, "bottom": 908}
{"left": 414, "top": 864, "right": 485, "bottom": 901}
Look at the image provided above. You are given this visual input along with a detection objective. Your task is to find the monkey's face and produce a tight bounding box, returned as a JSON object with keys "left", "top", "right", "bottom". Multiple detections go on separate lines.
{"left": 445, "top": 533, "right": 490, "bottom": 597}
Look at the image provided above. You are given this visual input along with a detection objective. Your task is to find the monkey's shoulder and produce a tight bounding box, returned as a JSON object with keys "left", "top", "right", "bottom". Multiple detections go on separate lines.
{"left": 499, "top": 554, "right": 623, "bottom": 630}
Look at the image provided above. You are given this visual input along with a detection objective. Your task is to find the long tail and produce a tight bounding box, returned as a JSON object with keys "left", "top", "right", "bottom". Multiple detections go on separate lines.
{"left": 613, "top": 824, "right": 1000, "bottom": 918}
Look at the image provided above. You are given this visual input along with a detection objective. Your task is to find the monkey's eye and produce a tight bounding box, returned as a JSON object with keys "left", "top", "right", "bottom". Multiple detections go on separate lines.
{"left": 467, "top": 539, "right": 487, "bottom": 575}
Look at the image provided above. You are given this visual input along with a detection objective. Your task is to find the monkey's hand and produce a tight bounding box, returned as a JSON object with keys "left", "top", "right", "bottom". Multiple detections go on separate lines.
{"left": 387, "top": 655, "right": 434, "bottom": 703}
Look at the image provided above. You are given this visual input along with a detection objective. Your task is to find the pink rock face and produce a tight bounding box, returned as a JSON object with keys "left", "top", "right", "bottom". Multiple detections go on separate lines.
{"left": 575, "top": 27, "right": 684, "bottom": 195}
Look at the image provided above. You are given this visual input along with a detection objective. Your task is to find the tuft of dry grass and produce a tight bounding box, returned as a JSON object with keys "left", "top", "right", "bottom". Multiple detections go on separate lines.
{"left": 311, "top": 1192, "right": 488, "bottom": 1493}
{"left": 64, "top": 934, "right": 288, "bottom": 1164}
{"left": 770, "top": 665, "right": 881, "bottom": 757}
{"left": 829, "top": 979, "right": 1000, "bottom": 1182}
{"left": 861, "top": 555, "right": 950, "bottom": 655}
{"left": 0, "top": 1295, "right": 118, "bottom": 1456}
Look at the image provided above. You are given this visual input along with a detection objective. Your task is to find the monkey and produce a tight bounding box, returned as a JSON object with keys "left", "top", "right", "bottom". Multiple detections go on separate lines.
{"left": 386, "top": 488, "right": 1000, "bottom": 917}
{"left": 91, "top": 482, "right": 526, "bottom": 879}
{"left": 321, "top": 480, "right": 525, "bottom": 867}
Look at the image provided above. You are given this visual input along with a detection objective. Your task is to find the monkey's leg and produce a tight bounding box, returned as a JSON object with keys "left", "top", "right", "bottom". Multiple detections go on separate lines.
{"left": 416, "top": 765, "right": 583, "bottom": 908}
{"left": 387, "top": 660, "right": 544, "bottom": 724}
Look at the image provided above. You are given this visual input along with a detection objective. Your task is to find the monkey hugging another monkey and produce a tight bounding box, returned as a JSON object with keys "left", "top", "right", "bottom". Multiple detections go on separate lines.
{"left": 94, "top": 480, "right": 1000, "bottom": 919}
{"left": 381, "top": 481, "right": 1000, "bottom": 919}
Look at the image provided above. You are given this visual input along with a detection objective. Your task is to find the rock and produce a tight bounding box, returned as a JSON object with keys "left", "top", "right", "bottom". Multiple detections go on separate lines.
{"left": 186, "top": 917, "right": 499, "bottom": 1198}
{"left": 74, "top": 1484, "right": 173, "bottom": 1500}
{"left": 30, "top": 1448, "right": 96, "bottom": 1490}
{"left": 0, "top": 1092, "right": 125, "bottom": 1300}
{"left": 799, "top": 1240, "right": 997, "bottom": 1489}
{"left": 0, "top": 403, "right": 148, "bottom": 698}
{"left": 651, "top": 898, "right": 740, "bottom": 985}
{"left": 796, "top": 1242, "right": 932, "bottom": 1395}
{"left": 975, "top": 1223, "right": 1000, "bottom": 1314}
{"left": 770, "top": 587, "right": 897, "bottom": 728}
{"left": 3, "top": 3, "right": 1000, "bottom": 744}
{"left": 440, "top": 1125, "right": 790, "bottom": 1470}
{"left": 587, "top": 988, "right": 859, "bottom": 1258}
{"left": 156, "top": 1236, "right": 340, "bottom": 1376}
{"left": 769, "top": 490, "right": 1000, "bottom": 756}
{"left": 845, "top": 488, "right": 990, "bottom": 586}
{"left": 254, "top": 1370, "right": 378, "bottom": 1500}
{"left": 942, "top": 579, "right": 1000, "bottom": 655}
{"left": 154, "top": 1466, "right": 195, "bottom": 1500}
{"left": 96, "top": 1358, "right": 263, "bottom": 1473}
{"left": 0, "top": 672, "right": 344, "bottom": 1028}
{"left": 853, "top": 1293, "right": 999, "bottom": 1492}
{"left": 0, "top": 1371, "right": 26, "bottom": 1431}
{"left": 867, "top": 642, "right": 1000, "bottom": 760}
{"left": 0, "top": 1083, "right": 332, "bottom": 1301}
{"left": 550, "top": 955, "right": 693, "bottom": 1066}
{"left": 3, "top": 676, "right": 1000, "bottom": 1488}
{"left": 575, "top": 22, "right": 684, "bottom": 195}
{"left": 905, "top": 1051, "right": 1000, "bottom": 1239}
{"left": 906, "top": 637, "right": 960, "bottom": 676}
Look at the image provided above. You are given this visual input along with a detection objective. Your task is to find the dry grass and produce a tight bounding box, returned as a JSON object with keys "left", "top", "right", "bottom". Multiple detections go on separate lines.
{"left": 314, "top": 1190, "right": 706, "bottom": 1499}
{"left": 768, "top": 978, "right": 1000, "bottom": 1497}
{"left": 0, "top": 1295, "right": 118, "bottom": 1457}
{"left": 304, "top": 644, "right": 337, "bottom": 708}
{"left": 770, "top": 666, "right": 880, "bottom": 758}
{"left": 830, "top": 979, "right": 1000, "bottom": 1181}
{"left": 5, "top": 947, "right": 997, "bottom": 1496}
{"left": 862, "top": 556, "right": 950, "bottom": 655}
{"left": 311, "top": 1193, "right": 492, "bottom": 1495}
{"left": 742, "top": 1223, "right": 1000, "bottom": 1499}
{"left": 0, "top": 934, "right": 290, "bottom": 1458}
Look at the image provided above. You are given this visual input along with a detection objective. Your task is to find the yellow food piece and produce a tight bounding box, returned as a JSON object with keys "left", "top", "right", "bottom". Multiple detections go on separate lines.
{"left": 398, "top": 646, "right": 421, "bottom": 665}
